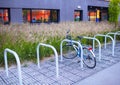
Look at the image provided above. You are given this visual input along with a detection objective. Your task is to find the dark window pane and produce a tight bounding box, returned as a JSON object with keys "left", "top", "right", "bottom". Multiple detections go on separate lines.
{"left": 23, "top": 9, "right": 31, "bottom": 23}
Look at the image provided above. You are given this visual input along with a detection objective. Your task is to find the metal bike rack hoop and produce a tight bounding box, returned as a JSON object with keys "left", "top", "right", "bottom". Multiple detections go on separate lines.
{"left": 4, "top": 48, "right": 22, "bottom": 85}
{"left": 37, "top": 43, "right": 59, "bottom": 78}
{"left": 107, "top": 32, "right": 120, "bottom": 45}
{"left": 94, "top": 34, "right": 115, "bottom": 56}
{"left": 116, "top": 31, "right": 120, "bottom": 33}
{"left": 83, "top": 36, "right": 101, "bottom": 61}
{"left": 60, "top": 39, "right": 84, "bottom": 68}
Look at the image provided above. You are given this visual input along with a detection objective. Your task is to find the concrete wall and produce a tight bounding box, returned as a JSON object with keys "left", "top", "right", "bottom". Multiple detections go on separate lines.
{"left": 0, "top": 0, "right": 110, "bottom": 23}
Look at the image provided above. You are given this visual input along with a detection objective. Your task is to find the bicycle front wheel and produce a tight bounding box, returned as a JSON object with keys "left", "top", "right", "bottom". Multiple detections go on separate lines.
{"left": 83, "top": 47, "right": 96, "bottom": 69}
{"left": 62, "top": 44, "right": 77, "bottom": 59}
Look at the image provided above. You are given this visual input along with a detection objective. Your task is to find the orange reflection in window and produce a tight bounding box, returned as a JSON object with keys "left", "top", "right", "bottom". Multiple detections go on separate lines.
{"left": 32, "top": 10, "right": 50, "bottom": 22}
{"left": 89, "top": 12, "right": 96, "bottom": 21}
{"left": 0, "top": 9, "right": 9, "bottom": 22}
{"left": 4, "top": 10, "right": 8, "bottom": 22}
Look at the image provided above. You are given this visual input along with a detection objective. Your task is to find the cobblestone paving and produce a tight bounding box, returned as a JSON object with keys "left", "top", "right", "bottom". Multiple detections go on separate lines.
{"left": 0, "top": 42, "right": 120, "bottom": 85}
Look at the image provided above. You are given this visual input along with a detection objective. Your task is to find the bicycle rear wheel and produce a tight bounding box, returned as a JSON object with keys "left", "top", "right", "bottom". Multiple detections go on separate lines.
{"left": 83, "top": 47, "right": 96, "bottom": 69}
{"left": 62, "top": 44, "right": 77, "bottom": 59}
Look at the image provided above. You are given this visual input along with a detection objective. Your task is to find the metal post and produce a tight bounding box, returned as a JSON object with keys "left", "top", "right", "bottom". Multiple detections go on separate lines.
{"left": 94, "top": 34, "right": 115, "bottom": 56}
{"left": 107, "top": 32, "right": 120, "bottom": 45}
{"left": 4, "top": 48, "right": 22, "bottom": 85}
{"left": 83, "top": 36, "right": 101, "bottom": 61}
{"left": 115, "top": 32, "right": 120, "bottom": 45}
{"left": 36, "top": 43, "right": 59, "bottom": 78}
{"left": 60, "top": 39, "right": 83, "bottom": 68}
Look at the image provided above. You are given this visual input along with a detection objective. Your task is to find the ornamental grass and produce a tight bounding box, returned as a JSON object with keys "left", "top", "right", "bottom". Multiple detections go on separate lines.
{"left": 0, "top": 21, "right": 118, "bottom": 66}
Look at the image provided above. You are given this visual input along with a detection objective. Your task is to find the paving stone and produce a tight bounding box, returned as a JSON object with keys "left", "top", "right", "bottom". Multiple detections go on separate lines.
{"left": 58, "top": 63, "right": 66, "bottom": 68}
{"left": 28, "top": 71, "right": 40, "bottom": 77}
{"left": 43, "top": 70, "right": 55, "bottom": 77}
{"left": 0, "top": 43, "right": 120, "bottom": 85}
{"left": 22, "top": 73, "right": 31, "bottom": 79}
{"left": 97, "top": 63, "right": 109, "bottom": 69}
{"left": 47, "top": 66, "right": 56, "bottom": 71}
{"left": 7, "top": 82, "right": 19, "bottom": 85}
{"left": 2, "top": 77, "right": 19, "bottom": 85}
{"left": 93, "top": 66, "right": 103, "bottom": 71}
{"left": 51, "top": 76, "right": 74, "bottom": 85}
{"left": 33, "top": 75, "right": 55, "bottom": 84}
{"left": 84, "top": 68, "right": 97, "bottom": 74}
{"left": 75, "top": 70, "right": 90, "bottom": 78}
{"left": 0, "top": 77, "right": 2, "bottom": 81}
{"left": 0, "top": 71, "right": 15, "bottom": 79}
{"left": 51, "top": 81, "right": 61, "bottom": 85}
{"left": 39, "top": 78, "right": 55, "bottom": 84}
{"left": 28, "top": 63, "right": 37, "bottom": 67}
{"left": 40, "top": 63, "right": 53, "bottom": 68}
{"left": 68, "top": 63, "right": 80, "bottom": 69}
{"left": 68, "top": 69, "right": 81, "bottom": 74}
{"left": 45, "top": 60, "right": 56, "bottom": 66}
{"left": 61, "top": 66, "right": 73, "bottom": 71}
{"left": 64, "top": 73, "right": 82, "bottom": 82}
{"left": 39, "top": 68, "right": 51, "bottom": 74}
{"left": 23, "top": 78, "right": 38, "bottom": 85}
{"left": 33, "top": 74, "right": 47, "bottom": 81}
{"left": 9, "top": 68, "right": 17, "bottom": 73}
{"left": 0, "top": 80, "right": 6, "bottom": 85}
{"left": 59, "top": 69, "right": 67, "bottom": 75}
{"left": 28, "top": 81, "right": 42, "bottom": 85}
{"left": 61, "top": 60, "right": 73, "bottom": 66}
{"left": 22, "top": 67, "right": 35, "bottom": 73}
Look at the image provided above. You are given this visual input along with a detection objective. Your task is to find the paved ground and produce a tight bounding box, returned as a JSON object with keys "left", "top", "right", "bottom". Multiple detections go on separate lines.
{"left": 75, "top": 62, "right": 120, "bottom": 85}
{"left": 0, "top": 42, "right": 120, "bottom": 85}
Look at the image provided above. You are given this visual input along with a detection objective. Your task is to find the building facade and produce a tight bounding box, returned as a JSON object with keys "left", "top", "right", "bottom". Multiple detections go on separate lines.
{"left": 0, "top": 0, "right": 110, "bottom": 24}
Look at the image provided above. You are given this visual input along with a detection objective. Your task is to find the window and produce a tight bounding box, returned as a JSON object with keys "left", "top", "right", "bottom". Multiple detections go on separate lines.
{"left": 88, "top": 11, "right": 96, "bottom": 21}
{"left": 74, "top": 10, "right": 82, "bottom": 21}
{"left": 0, "top": 9, "right": 10, "bottom": 24}
{"left": 51, "top": 10, "right": 59, "bottom": 22}
{"left": 31, "top": 10, "right": 50, "bottom": 23}
{"left": 23, "top": 10, "right": 31, "bottom": 23}
{"left": 101, "top": 10, "right": 108, "bottom": 21}
{"left": 88, "top": 6, "right": 108, "bottom": 22}
{"left": 23, "top": 9, "right": 59, "bottom": 23}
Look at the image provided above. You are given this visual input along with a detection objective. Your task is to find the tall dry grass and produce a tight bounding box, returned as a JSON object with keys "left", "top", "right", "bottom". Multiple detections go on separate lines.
{"left": 0, "top": 21, "right": 119, "bottom": 66}
{"left": 0, "top": 21, "right": 116, "bottom": 41}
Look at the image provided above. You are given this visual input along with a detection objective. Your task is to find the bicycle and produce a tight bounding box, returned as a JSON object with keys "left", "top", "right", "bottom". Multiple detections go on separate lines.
{"left": 62, "top": 30, "right": 96, "bottom": 69}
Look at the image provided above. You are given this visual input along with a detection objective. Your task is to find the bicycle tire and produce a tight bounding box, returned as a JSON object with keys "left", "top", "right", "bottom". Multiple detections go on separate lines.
{"left": 83, "top": 47, "right": 96, "bottom": 69}
{"left": 62, "top": 44, "right": 77, "bottom": 59}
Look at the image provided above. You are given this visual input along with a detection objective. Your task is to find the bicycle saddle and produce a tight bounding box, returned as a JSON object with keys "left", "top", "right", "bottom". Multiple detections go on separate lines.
{"left": 66, "top": 35, "right": 72, "bottom": 40}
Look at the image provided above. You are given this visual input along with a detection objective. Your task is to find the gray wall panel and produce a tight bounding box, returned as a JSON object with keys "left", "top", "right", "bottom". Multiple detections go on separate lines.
{"left": 0, "top": 0, "right": 111, "bottom": 23}
{"left": 10, "top": 8, "right": 23, "bottom": 23}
